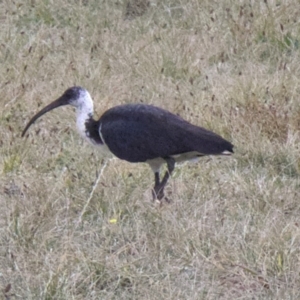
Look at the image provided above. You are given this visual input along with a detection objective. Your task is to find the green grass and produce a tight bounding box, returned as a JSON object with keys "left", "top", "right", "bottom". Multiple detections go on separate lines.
{"left": 1, "top": 0, "right": 300, "bottom": 299}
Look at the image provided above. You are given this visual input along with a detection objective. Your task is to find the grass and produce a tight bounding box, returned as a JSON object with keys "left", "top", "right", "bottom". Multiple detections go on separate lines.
{"left": 1, "top": 0, "right": 300, "bottom": 298}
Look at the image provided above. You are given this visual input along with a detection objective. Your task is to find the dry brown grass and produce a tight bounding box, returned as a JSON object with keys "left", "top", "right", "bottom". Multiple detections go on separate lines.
{"left": 1, "top": 0, "right": 300, "bottom": 299}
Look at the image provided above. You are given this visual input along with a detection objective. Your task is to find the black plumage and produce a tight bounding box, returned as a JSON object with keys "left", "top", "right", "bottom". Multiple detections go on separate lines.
{"left": 99, "top": 104, "right": 233, "bottom": 162}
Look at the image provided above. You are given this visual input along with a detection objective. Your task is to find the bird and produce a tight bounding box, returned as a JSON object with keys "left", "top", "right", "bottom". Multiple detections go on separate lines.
{"left": 22, "top": 86, "right": 234, "bottom": 201}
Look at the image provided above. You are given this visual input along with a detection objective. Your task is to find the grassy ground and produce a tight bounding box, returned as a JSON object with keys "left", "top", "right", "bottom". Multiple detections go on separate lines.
{"left": 1, "top": 0, "right": 300, "bottom": 298}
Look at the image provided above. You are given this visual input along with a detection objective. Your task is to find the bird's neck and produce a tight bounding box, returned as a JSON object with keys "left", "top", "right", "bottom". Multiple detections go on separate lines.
{"left": 76, "top": 102, "right": 93, "bottom": 135}
{"left": 76, "top": 107, "right": 103, "bottom": 146}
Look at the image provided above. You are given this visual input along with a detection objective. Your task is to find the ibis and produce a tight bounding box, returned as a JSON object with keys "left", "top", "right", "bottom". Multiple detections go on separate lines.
{"left": 22, "top": 86, "right": 233, "bottom": 200}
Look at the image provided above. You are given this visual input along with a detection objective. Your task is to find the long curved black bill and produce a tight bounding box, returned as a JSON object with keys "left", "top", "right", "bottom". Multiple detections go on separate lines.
{"left": 22, "top": 96, "right": 68, "bottom": 137}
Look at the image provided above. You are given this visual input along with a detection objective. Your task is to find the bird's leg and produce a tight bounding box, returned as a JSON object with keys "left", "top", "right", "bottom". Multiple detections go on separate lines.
{"left": 152, "top": 171, "right": 161, "bottom": 200}
{"left": 155, "top": 171, "right": 160, "bottom": 186}
{"left": 152, "top": 157, "right": 175, "bottom": 201}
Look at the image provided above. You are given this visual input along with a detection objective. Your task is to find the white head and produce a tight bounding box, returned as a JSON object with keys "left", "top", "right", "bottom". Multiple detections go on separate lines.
{"left": 22, "top": 86, "right": 94, "bottom": 137}
{"left": 64, "top": 87, "right": 94, "bottom": 112}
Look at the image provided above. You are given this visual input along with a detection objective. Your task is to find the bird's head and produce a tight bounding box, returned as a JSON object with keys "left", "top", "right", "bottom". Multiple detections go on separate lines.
{"left": 22, "top": 86, "right": 93, "bottom": 137}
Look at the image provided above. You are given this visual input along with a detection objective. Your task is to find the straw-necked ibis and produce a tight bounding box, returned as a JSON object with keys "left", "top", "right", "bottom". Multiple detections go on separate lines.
{"left": 22, "top": 86, "right": 233, "bottom": 200}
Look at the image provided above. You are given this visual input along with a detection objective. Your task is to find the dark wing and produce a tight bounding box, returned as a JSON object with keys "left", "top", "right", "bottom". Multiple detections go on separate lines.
{"left": 99, "top": 104, "right": 233, "bottom": 163}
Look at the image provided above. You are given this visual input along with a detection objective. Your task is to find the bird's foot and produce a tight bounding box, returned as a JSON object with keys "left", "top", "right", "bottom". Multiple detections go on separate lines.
{"left": 152, "top": 186, "right": 171, "bottom": 204}
{"left": 152, "top": 187, "right": 164, "bottom": 201}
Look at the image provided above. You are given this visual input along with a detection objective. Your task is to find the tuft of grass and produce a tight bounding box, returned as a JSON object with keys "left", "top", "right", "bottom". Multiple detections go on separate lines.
{"left": 3, "top": 154, "right": 21, "bottom": 173}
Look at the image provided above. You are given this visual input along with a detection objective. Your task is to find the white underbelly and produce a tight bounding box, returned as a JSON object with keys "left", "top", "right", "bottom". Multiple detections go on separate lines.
{"left": 147, "top": 151, "right": 202, "bottom": 172}
{"left": 147, "top": 148, "right": 232, "bottom": 172}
